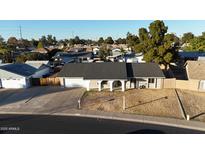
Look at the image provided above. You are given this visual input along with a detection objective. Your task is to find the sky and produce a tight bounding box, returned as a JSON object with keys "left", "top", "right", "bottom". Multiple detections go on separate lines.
{"left": 0, "top": 20, "right": 205, "bottom": 40}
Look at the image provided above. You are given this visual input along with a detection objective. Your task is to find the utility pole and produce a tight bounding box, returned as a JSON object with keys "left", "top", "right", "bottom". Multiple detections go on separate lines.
{"left": 19, "top": 26, "right": 23, "bottom": 40}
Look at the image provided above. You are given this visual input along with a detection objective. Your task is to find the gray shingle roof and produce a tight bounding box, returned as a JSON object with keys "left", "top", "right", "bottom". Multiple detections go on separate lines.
{"left": 58, "top": 62, "right": 127, "bottom": 79}
{"left": 25, "top": 60, "right": 49, "bottom": 69}
{"left": 0, "top": 64, "right": 37, "bottom": 77}
{"left": 186, "top": 60, "right": 205, "bottom": 80}
{"left": 126, "top": 63, "right": 165, "bottom": 78}
{"left": 58, "top": 62, "right": 165, "bottom": 79}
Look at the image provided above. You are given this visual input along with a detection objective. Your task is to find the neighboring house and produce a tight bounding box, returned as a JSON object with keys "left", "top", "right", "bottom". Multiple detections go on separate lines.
{"left": 32, "top": 48, "right": 49, "bottom": 54}
{"left": 106, "top": 48, "right": 123, "bottom": 62}
{"left": 185, "top": 60, "right": 205, "bottom": 91}
{"left": 67, "top": 47, "right": 86, "bottom": 52}
{"left": 58, "top": 62, "right": 165, "bottom": 92}
{"left": 53, "top": 52, "right": 74, "bottom": 64}
{"left": 93, "top": 47, "right": 100, "bottom": 56}
{"left": 112, "top": 48, "right": 122, "bottom": 57}
{"left": 179, "top": 51, "right": 205, "bottom": 61}
{"left": 0, "top": 62, "right": 51, "bottom": 89}
{"left": 118, "top": 52, "right": 145, "bottom": 63}
{"left": 0, "top": 64, "right": 36, "bottom": 88}
{"left": 53, "top": 51, "right": 94, "bottom": 64}
{"left": 25, "top": 60, "right": 51, "bottom": 78}
{"left": 198, "top": 56, "right": 205, "bottom": 61}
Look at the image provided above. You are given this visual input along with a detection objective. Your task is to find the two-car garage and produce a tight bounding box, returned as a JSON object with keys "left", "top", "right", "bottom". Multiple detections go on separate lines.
{"left": 0, "top": 64, "right": 35, "bottom": 89}
{"left": 0, "top": 78, "right": 30, "bottom": 89}
{"left": 62, "top": 78, "right": 90, "bottom": 90}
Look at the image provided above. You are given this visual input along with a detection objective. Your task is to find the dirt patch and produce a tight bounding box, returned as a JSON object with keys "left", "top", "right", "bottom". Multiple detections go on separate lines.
{"left": 82, "top": 89, "right": 183, "bottom": 119}
{"left": 177, "top": 89, "right": 205, "bottom": 122}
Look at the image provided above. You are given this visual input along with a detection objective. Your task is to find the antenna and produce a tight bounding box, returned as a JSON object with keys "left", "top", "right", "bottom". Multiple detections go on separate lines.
{"left": 19, "top": 26, "right": 23, "bottom": 39}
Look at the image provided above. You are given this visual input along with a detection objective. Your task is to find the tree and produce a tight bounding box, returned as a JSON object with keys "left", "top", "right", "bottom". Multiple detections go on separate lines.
{"left": 181, "top": 32, "right": 194, "bottom": 44}
{"left": 31, "top": 39, "right": 39, "bottom": 47}
{"left": 126, "top": 32, "right": 140, "bottom": 50}
{"left": 37, "top": 41, "right": 44, "bottom": 49}
{"left": 99, "top": 44, "right": 111, "bottom": 60}
{"left": 69, "top": 38, "right": 75, "bottom": 46}
{"left": 7, "top": 37, "right": 18, "bottom": 49}
{"left": 47, "top": 35, "right": 57, "bottom": 46}
{"left": 135, "top": 20, "right": 179, "bottom": 69}
{"left": 0, "top": 35, "right": 13, "bottom": 63}
{"left": 105, "top": 37, "right": 114, "bottom": 44}
{"left": 182, "top": 32, "right": 205, "bottom": 51}
{"left": 98, "top": 37, "right": 104, "bottom": 45}
{"left": 18, "top": 39, "right": 31, "bottom": 48}
{"left": 74, "top": 36, "right": 80, "bottom": 44}
{"left": 115, "top": 38, "right": 126, "bottom": 44}
{"left": 16, "top": 52, "right": 48, "bottom": 63}
{"left": 0, "top": 35, "right": 4, "bottom": 45}
{"left": 40, "top": 36, "right": 47, "bottom": 46}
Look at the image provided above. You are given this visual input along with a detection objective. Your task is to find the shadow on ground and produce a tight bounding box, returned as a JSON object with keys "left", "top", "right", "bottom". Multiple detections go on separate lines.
{"left": 0, "top": 86, "right": 84, "bottom": 107}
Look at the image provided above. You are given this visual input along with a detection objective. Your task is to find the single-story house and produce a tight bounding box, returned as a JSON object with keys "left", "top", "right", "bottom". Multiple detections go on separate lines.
{"left": 0, "top": 62, "right": 51, "bottom": 88}
{"left": 57, "top": 62, "right": 165, "bottom": 91}
{"left": 53, "top": 51, "right": 94, "bottom": 64}
{"left": 179, "top": 51, "right": 205, "bottom": 61}
{"left": 25, "top": 60, "right": 51, "bottom": 78}
{"left": 0, "top": 64, "right": 36, "bottom": 88}
{"left": 32, "top": 48, "right": 49, "bottom": 54}
{"left": 198, "top": 56, "right": 205, "bottom": 61}
{"left": 106, "top": 48, "right": 123, "bottom": 62}
{"left": 118, "top": 52, "right": 145, "bottom": 63}
{"left": 67, "top": 47, "right": 86, "bottom": 52}
{"left": 185, "top": 60, "right": 205, "bottom": 91}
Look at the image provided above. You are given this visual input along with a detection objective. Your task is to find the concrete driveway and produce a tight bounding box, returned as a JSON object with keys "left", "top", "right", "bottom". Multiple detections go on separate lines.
{"left": 0, "top": 87, "right": 85, "bottom": 114}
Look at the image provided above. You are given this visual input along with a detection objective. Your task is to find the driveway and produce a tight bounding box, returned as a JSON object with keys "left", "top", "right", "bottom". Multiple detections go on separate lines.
{"left": 0, "top": 87, "right": 85, "bottom": 114}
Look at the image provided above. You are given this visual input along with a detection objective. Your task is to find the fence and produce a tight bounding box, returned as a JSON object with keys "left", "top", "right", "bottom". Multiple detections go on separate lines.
{"left": 163, "top": 78, "right": 200, "bottom": 91}
{"left": 31, "top": 77, "right": 60, "bottom": 86}
{"left": 175, "top": 79, "right": 199, "bottom": 91}
{"left": 163, "top": 78, "right": 176, "bottom": 89}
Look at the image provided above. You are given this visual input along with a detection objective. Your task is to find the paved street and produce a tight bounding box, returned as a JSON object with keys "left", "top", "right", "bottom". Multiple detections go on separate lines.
{"left": 0, "top": 114, "right": 203, "bottom": 134}
{"left": 0, "top": 87, "right": 85, "bottom": 113}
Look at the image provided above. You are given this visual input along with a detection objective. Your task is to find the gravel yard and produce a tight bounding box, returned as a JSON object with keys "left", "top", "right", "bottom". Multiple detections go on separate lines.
{"left": 81, "top": 89, "right": 183, "bottom": 119}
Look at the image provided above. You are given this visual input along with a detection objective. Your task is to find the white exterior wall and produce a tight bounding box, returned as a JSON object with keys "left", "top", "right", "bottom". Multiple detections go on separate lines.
{"left": 126, "top": 78, "right": 163, "bottom": 89}
{"left": 199, "top": 80, "right": 205, "bottom": 91}
{"left": 156, "top": 78, "right": 162, "bottom": 89}
{"left": 138, "top": 78, "right": 148, "bottom": 88}
{"left": 0, "top": 69, "right": 30, "bottom": 88}
{"left": 63, "top": 77, "right": 90, "bottom": 89}
{"left": 1, "top": 77, "right": 29, "bottom": 88}
{"left": 148, "top": 78, "right": 162, "bottom": 89}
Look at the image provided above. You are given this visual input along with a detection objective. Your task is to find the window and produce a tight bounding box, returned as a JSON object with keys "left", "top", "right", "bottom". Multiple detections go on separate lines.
{"left": 148, "top": 78, "right": 155, "bottom": 83}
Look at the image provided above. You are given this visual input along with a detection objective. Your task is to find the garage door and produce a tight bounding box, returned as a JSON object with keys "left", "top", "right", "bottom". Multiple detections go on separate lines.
{"left": 64, "top": 78, "right": 89, "bottom": 88}
{"left": 1, "top": 78, "right": 27, "bottom": 88}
